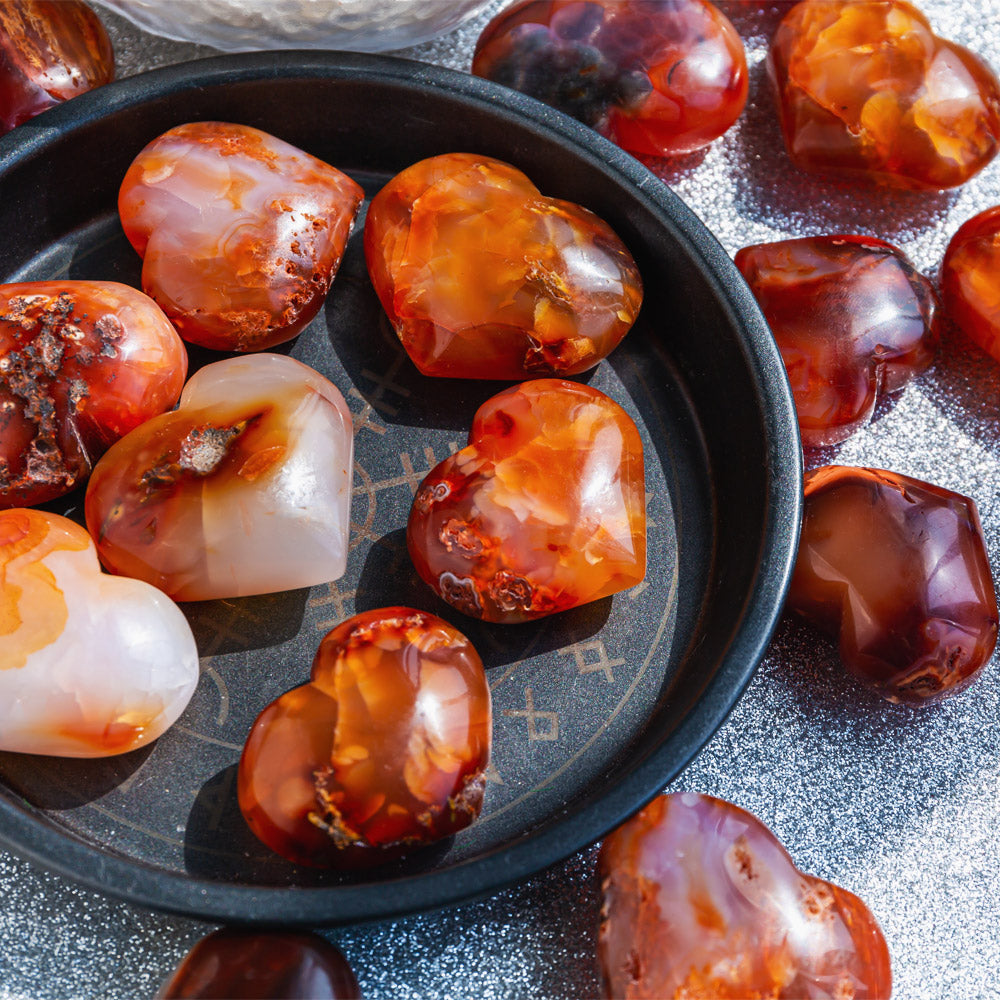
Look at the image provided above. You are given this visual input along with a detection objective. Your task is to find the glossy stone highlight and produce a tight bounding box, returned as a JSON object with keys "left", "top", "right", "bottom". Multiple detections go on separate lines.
{"left": 0, "top": 281, "right": 187, "bottom": 508}
{"left": 735, "top": 235, "right": 939, "bottom": 447}
{"left": 85, "top": 354, "right": 353, "bottom": 602}
{"left": 473, "top": 0, "right": 747, "bottom": 157}
{"left": 0, "top": 508, "right": 198, "bottom": 757}
{"left": 364, "top": 152, "right": 642, "bottom": 379}
{"left": 769, "top": 0, "right": 1000, "bottom": 189}
{"left": 788, "top": 466, "right": 998, "bottom": 703}
{"left": 119, "top": 121, "right": 364, "bottom": 351}
{"left": 0, "top": 0, "right": 113, "bottom": 137}
{"left": 238, "top": 608, "right": 491, "bottom": 868}
{"left": 941, "top": 205, "right": 1000, "bottom": 363}
{"left": 599, "top": 793, "right": 892, "bottom": 999}
{"left": 156, "top": 929, "right": 360, "bottom": 1000}
{"left": 408, "top": 379, "right": 646, "bottom": 623}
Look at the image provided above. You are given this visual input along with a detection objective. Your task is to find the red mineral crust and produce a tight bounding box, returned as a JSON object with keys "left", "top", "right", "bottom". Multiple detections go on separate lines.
{"left": 735, "top": 235, "right": 939, "bottom": 447}
{"left": 156, "top": 929, "right": 360, "bottom": 1000}
{"left": 238, "top": 608, "right": 492, "bottom": 868}
{"left": 0, "top": 0, "right": 113, "bottom": 136}
{"left": 364, "top": 152, "right": 643, "bottom": 379}
{"left": 788, "top": 466, "right": 998, "bottom": 703}
{"left": 769, "top": 0, "right": 1000, "bottom": 189}
{"left": 118, "top": 121, "right": 363, "bottom": 351}
{"left": 472, "top": 0, "right": 747, "bottom": 157}
{"left": 598, "top": 793, "right": 892, "bottom": 1000}
{"left": 941, "top": 205, "right": 1000, "bottom": 363}
{"left": 408, "top": 379, "right": 646, "bottom": 623}
{"left": 0, "top": 281, "right": 186, "bottom": 507}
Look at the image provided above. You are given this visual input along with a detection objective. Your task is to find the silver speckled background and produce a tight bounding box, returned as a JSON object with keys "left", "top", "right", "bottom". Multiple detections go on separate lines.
{"left": 3, "top": 1, "right": 1000, "bottom": 997}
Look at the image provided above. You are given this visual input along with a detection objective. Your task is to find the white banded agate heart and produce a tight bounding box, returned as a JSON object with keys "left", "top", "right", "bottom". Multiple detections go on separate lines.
{"left": 0, "top": 509, "right": 199, "bottom": 757}
{"left": 85, "top": 354, "right": 354, "bottom": 602}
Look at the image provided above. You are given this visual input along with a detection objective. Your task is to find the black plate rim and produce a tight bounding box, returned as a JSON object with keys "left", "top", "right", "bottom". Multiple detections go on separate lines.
{"left": 0, "top": 49, "right": 802, "bottom": 925}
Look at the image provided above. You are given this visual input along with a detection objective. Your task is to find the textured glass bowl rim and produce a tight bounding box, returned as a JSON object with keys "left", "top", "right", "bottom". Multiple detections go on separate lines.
{"left": 0, "top": 51, "right": 802, "bottom": 925}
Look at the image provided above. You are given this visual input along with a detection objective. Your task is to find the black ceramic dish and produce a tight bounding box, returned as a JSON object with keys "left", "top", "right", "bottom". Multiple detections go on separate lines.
{"left": 0, "top": 52, "right": 801, "bottom": 924}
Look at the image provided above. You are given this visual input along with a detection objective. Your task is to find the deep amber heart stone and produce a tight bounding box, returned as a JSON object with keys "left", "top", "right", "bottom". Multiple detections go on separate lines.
{"left": 238, "top": 608, "right": 491, "bottom": 868}
{"left": 941, "top": 205, "right": 1000, "bottom": 363}
{"left": 1, "top": 281, "right": 187, "bottom": 507}
{"left": 407, "top": 378, "right": 646, "bottom": 623}
{"left": 769, "top": 0, "right": 1000, "bottom": 189}
{"left": 472, "top": 0, "right": 747, "bottom": 158}
{"left": 118, "top": 121, "right": 363, "bottom": 352}
{"left": 735, "top": 235, "right": 939, "bottom": 447}
{"left": 788, "top": 466, "right": 998, "bottom": 703}
{"left": 156, "top": 929, "right": 360, "bottom": 1000}
{"left": 364, "top": 152, "right": 642, "bottom": 379}
{"left": 84, "top": 354, "right": 353, "bottom": 602}
{"left": 0, "top": 0, "right": 113, "bottom": 136}
{"left": 599, "top": 793, "right": 892, "bottom": 999}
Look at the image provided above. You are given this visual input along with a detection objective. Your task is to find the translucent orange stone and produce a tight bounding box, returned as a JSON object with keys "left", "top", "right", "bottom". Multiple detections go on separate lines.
{"left": 238, "top": 608, "right": 491, "bottom": 868}
{"left": 735, "top": 235, "right": 939, "bottom": 447}
{"left": 941, "top": 205, "right": 1000, "bottom": 363}
{"left": 769, "top": 0, "right": 1000, "bottom": 189}
{"left": 788, "top": 466, "right": 998, "bottom": 703}
{"left": 408, "top": 379, "right": 646, "bottom": 623}
{"left": 0, "top": 0, "right": 113, "bottom": 136}
{"left": 1, "top": 281, "right": 187, "bottom": 507}
{"left": 472, "top": 0, "right": 747, "bottom": 158}
{"left": 599, "top": 793, "right": 892, "bottom": 999}
{"left": 118, "top": 121, "right": 364, "bottom": 352}
{"left": 364, "top": 152, "right": 643, "bottom": 379}
{"left": 157, "top": 929, "right": 360, "bottom": 1000}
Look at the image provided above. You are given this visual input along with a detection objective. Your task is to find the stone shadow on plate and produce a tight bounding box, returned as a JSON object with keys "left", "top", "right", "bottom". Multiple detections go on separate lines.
{"left": 181, "top": 589, "right": 310, "bottom": 658}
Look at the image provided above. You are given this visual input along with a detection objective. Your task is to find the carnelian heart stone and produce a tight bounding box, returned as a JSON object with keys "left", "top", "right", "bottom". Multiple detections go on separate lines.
{"left": 408, "top": 378, "right": 646, "bottom": 623}
{"left": 769, "top": 0, "right": 1000, "bottom": 189}
{"left": 156, "top": 929, "right": 360, "bottom": 1000}
{"left": 364, "top": 152, "right": 643, "bottom": 379}
{"left": 1, "top": 281, "right": 187, "bottom": 507}
{"left": 472, "top": 0, "right": 747, "bottom": 158}
{"left": 238, "top": 607, "right": 491, "bottom": 869}
{"left": 941, "top": 205, "right": 1000, "bottom": 363}
{"left": 84, "top": 353, "right": 353, "bottom": 602}
{"left": 118, "top": 121, "right": 364, "bottom": 352}
{"left": 0, "top": 0, "right": 114, "bottom": 137}
{"left": 599, "top": 793, "right": 892, "bottom": 999}
{"left": 735, "top": 235, "right": 939, "bottom": 447}
{"left": 788, "top": 466, "right": 998, "bottom": 704}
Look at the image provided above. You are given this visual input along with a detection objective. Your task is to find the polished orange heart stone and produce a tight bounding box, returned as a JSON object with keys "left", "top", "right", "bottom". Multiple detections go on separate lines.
{"left": 599, "top": 793, "right": 892, "bottom": 999}
{"left": 238, "top": 608, "right": 491, "bottom": 868}
{"left": 118, "top": 121, "right": 363, "bottom": 352}
{"left": 769, "top": 0, "right": 1000, "bottom": 189}
{"left": 408, "top": 379, "right": 646, "bottom": 623}
{"left": 0, "top": 0, "right": 114, "bottom": 136}
{"left": 364, "top": 152, "right": 643, "bottom": 379}
{"left": 941, "top": 205, "right": 1000, "bottom": 363}
{"left": 1, "top": 281, "right": 187, "bottom": 507}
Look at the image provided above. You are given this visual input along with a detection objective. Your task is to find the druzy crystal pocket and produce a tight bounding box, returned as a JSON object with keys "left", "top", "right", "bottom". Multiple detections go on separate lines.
{"left": 408, "top": 379, "right": 646, "bottom": 623}
{"left": 364, "top": 153, "right": 643, "bottom": 379}
{"left": 118, "top": 121, "right": 363, "bottom": 352}
{"left": 735, "top": 235, "right": 939, "bottom": 447}
{"left": 599, "top": 793, "right": 892, "bottom": 998}
{"left": 1, "top": 281, "right": 187, "bottom": 507}
{"left": 788, "top": 466, "right": 998, "bottom": 703}
{"left": 85, "top": 354, "right": 353, "bottom": 602}
{"left": 0, "top": 509, "right": 198, "bottom": 757}
{"left": 238, "top": 608, "right": 491, "bottom": 868}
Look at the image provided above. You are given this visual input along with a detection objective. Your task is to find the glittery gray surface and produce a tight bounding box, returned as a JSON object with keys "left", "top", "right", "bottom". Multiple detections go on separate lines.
{"left": 3, "top": 1, "right": 1000, "bottom": 997}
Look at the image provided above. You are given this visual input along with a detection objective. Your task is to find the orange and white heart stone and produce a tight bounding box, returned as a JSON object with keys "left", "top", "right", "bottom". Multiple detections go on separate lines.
{"left": 1, "top": 508, "right": 199, "bottom": 757}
